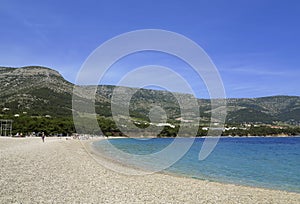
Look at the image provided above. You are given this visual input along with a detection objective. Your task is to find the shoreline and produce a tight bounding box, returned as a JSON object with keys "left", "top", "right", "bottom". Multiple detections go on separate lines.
{"left": 3, "top": 134, "right": 299, "bottom": 140}
{"left": 1, "top": 137, "right": 300, "bottom": 203}
{"left": 104, "top": 135, "right": 300, "bottom": 139}
{"left": 88, "top": 137, "right": 300, "bottom": 194}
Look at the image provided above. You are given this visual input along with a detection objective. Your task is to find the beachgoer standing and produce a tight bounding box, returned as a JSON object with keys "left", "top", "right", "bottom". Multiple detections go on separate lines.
{"left": 42, "top": 132, "right": 45, "bottom": 143}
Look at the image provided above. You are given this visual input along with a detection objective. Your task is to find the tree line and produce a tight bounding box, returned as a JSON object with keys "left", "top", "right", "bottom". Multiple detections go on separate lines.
{"left": 1, "top": 115, "right": 299, "bottom": 137}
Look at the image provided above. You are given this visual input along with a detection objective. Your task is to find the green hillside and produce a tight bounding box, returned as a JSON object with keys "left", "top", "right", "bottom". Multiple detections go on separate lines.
{"left": 0, "top": 66, "right": 299, "bottom": 136}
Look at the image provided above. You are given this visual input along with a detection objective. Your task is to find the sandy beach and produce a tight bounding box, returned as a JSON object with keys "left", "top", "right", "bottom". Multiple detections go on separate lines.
{"left": 0, "top": 137, "right": 299, "bottom": 203}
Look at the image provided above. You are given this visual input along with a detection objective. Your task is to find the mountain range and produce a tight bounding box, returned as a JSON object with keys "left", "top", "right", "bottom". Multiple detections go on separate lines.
{"left": 0, "top": 66, "right": 299, "bottom": 126}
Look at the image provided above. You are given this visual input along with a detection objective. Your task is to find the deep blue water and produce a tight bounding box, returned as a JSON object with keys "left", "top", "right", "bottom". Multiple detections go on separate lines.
{"left": 94, "top": 137, "right": 300, "bottom": 192}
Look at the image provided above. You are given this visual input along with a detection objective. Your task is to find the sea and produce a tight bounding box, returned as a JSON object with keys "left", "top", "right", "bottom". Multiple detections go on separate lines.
{"left": 93, "top": 137, "right": 300, "bottom": 193}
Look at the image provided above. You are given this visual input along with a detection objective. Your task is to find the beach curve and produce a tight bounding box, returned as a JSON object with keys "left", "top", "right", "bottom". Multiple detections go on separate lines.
{"left": 0, "top": 137, "right": 299, "bottom": 203}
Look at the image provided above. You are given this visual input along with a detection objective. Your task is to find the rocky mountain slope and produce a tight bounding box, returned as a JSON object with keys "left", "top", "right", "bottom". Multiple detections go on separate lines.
{"left": 0, "top": 66, "right": 299, "bottom": 125}
{"left": 0, "top": 66, "right": 73, "bottom": 116}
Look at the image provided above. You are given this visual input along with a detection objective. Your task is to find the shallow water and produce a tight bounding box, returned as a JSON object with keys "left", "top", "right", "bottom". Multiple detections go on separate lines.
{"left": 94, "top": 137, "right": 300, "bottom": 192}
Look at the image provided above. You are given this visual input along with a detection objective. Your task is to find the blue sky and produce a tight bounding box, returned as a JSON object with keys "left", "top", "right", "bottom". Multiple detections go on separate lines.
{"left": 0, "top": 0, "right": 299, "bottom": 98}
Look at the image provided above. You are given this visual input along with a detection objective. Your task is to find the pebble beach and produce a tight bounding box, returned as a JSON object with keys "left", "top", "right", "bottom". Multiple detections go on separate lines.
{"left": 1, "top": 137, "right": 300, "bottom": 203}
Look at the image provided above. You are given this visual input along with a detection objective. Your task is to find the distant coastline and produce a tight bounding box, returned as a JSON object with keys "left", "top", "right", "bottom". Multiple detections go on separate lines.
{"left": 0, "top": 66, "right": 299, "bottom": 137}
{"left": 103, "top": 134, "right": 300, "bottom": 139}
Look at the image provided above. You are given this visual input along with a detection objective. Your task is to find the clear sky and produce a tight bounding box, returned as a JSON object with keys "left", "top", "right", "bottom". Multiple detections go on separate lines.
{"left": 0, "top": 0, "right": 299, "bottom": 98}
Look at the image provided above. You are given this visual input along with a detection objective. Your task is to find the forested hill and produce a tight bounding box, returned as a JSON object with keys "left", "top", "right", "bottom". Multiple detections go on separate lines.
{"left": 0, "top": 66, "right": 299, "bottom": 126}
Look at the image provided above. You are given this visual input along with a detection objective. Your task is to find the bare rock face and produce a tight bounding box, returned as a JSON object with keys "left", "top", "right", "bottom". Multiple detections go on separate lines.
{"left": 0, "top": 66, "right": 73, "bottom": 94}
{"left": 0, "top": 66, "right": 61, "bottom": 77}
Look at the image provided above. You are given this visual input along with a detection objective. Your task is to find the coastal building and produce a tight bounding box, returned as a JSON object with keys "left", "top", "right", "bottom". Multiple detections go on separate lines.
{"left": 153, "top": 123, "right": 175, "bottom": 128}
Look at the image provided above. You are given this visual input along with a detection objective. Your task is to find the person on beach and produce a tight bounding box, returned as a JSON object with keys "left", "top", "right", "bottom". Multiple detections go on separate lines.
{"left": 42, "top": 132, "right": 45, "bottom": 143}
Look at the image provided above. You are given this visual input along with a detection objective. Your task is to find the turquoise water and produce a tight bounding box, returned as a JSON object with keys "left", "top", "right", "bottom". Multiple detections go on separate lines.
{"left": 94, "top": 137, "right": 300, "bottom": 192}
